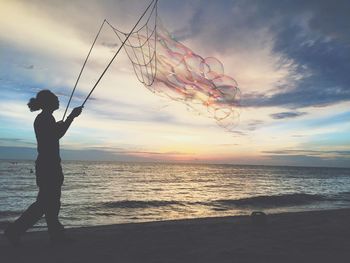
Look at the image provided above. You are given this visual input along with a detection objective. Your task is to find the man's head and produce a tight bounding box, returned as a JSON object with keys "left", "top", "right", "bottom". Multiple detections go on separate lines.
{"left": 27, "top": 90, "right": 59, "bottom": 112}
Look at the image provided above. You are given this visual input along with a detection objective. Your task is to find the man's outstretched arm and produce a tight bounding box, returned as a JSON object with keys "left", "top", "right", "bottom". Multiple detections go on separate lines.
{"left": 57, "top": 106, "right": 83, "bottom": 139}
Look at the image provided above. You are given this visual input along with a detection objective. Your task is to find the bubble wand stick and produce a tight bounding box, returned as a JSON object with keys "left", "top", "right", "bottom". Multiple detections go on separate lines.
{"left": 81, "top": 0, "right": 157, "bottom": 107}
{"left": 62, "top": 19, "right": 106, "bottom": 121}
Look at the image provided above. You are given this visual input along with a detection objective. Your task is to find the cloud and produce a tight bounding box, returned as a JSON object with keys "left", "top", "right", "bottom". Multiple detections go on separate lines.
{"left": 86, "top": 146, "right": 192, "bottom": 156}
{"left": 0, "top": 145, "right": 193, "bottom": 162}
{"left": 20, "top": 64, "right": 35, "bottom": 70}
{"left": 0, "top": 138, "right": 36, "bottom": 147}
{"left": 172, "top": 0, "right": 350, "bottom": 109}
{"left": 1, "top": 0, "right": 349, "bottom": 167}
{"left": 262, "top": 154, "right": 350, "bottom": 168}
{"left": 270, "top": 111, "right": 307, "bottom": 120}
{"left": 0, "top": 138, "right": 24, "bottom": 143}
{"left": 263, "top": 149, "right": 350, "bottom": 158}
{"left": 246, "top": 120, "right": 265, "bottom": 131}
{"left": 3, "top": 0, "right": 350, "bottom": 111}
{"left": 243, "top": 0, "right": 350, "bottom": 108}
{"left": 261, "top": 147, "right": 350, "bottom": 168}
{"left": 101, "top": 42, "right": 118, "bottom": 49}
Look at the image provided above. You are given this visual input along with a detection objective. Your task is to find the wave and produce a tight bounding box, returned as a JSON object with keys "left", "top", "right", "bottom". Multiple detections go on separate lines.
{"left": 0, "top": 210, "right": 21, "bottom": 217}
{"left": 211, "top": 193, "right": 327, "bottom": 208}
{"left": 103, "top": 200, "right": 182, "bottom": 209}
{"left": 100, "top": 192, "right": 349, "bottom": 210}
{"left": 329, "top": 191, "right": 350, "bottom": 202}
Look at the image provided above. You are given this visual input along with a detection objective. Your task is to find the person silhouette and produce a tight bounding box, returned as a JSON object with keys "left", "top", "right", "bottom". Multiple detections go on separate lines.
{"left": 4, "top": 90, "right": 83, "bottom": 246}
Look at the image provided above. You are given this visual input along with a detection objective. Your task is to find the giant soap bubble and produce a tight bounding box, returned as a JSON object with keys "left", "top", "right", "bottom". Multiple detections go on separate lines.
{"left": 106, "top": 5, "right": 241, "bottom": 130}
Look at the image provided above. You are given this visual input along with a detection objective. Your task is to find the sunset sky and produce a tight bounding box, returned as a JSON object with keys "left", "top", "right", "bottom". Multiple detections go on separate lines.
{"left": 0, "top": 0, "right": 349, "bottom": 167}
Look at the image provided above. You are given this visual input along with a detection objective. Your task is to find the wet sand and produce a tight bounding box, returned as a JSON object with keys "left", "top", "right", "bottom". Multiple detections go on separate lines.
{"left": 1, "top": 208, "right": 350, "bottom": 263}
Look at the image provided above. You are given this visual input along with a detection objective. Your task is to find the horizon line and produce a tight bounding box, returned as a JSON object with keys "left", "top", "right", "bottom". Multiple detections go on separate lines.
{"left": 1, "top": 157, "right": 349, "bottom": 170}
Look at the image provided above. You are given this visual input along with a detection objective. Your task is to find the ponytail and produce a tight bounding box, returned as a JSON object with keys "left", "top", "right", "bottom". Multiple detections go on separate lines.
{"left": 27, "top": 97, "right": 41, "bottom": 112}
{"left": 27, "top": 89, "right": 57, "bottom": 112}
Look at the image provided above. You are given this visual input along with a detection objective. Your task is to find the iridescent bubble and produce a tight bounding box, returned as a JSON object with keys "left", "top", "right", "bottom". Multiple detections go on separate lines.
{"left": 201, "top": 57, "right": 224, "bottom": 80}
{"left": 113, "top": 17, "right": 240, "bottom": 130}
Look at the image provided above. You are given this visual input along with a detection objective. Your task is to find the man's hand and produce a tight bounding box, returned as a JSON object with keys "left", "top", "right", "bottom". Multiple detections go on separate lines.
{"left": 70, "top": 106, "right": 83, "bottom": 119}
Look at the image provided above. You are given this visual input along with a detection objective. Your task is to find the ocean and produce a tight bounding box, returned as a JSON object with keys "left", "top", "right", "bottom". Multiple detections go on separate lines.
{"left": 1, "top": 160, "right": 350, "bottom": 231}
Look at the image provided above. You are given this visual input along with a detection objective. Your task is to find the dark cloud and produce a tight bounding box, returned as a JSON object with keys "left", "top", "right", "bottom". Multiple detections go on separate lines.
{"left": 0, "top": 138, "right": 22, "bottom": 143}
{"left": 175, "top": 0, "right": 350, "bottom": 109}
{"left": 247, "top": 120, "right": 264, "bottom": 131}
{"left": 270, "top": 111, "right": 307, "bottom": 120}
{"left": 101, "top": 42, "right": 118, "bottom": 49}
{"left": 0, "top": 138, "right": 35, "bottom": 146}
{"left": 262, "top": 148, "right": 350, "bottom": 167}
{"left": 255, "top": 24, "right": 350, "bottom": 108}
{"left": 173, "top": 0, "right": 270, "bottom": 53}
{"left": 242, "top": 0, "right": 350, "bottom": 108}
{"left": 88, "top": 146, "right": 191, "bottom": 156}
{"left": 226, "top": 130, "right": 248, "bottom": 136}
{"left": 263, "top": 154, "right": 350, "bottom": 168}
{"left": 22, "top": 64, "right": 34, "bottom": 70}
{"left": 263, "top": 149, "right": 350, "bottom": 158}
{"left": 0, "top": 146, "right": 190, "bottom": 162}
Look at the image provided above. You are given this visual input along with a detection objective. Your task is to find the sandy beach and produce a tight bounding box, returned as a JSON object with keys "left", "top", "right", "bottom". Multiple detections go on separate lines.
{"left": 1, "top": 208, "right": 350, "bottom": 263}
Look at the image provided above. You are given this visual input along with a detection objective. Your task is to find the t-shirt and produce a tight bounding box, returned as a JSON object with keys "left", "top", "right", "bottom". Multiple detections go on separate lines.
{"left": 34, "top": 112, "right": 61, "bottom": 164}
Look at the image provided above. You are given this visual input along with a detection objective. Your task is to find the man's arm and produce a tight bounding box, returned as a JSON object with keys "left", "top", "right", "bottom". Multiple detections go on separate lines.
{"left": 57, "top": 106, "right": 83, "bottom": 139}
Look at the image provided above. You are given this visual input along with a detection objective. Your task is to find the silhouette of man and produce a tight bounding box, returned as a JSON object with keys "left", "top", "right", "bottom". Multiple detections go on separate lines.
{"left": 4, "top": 90, "right": 83, "bottom": 246}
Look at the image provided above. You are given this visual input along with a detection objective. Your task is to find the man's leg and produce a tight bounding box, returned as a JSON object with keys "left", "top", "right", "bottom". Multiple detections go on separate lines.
{"left": 40, "top": 184, "right": 65, "bottom": 241}
{"left": 5, "top": 191, "right": 44, "bottom": 245}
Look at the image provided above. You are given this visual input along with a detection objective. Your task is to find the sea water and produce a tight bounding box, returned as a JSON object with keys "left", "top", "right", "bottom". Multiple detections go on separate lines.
{"left": 1, "top": 160, "right": 350, "bottom": 231}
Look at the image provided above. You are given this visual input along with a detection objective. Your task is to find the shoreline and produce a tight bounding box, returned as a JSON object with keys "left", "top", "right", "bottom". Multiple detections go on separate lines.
{"left": 1, "top": 206, "right": 347, "bottom": 233}
{"left": 1, "top": 208, "right": 350, "bottom": 263}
